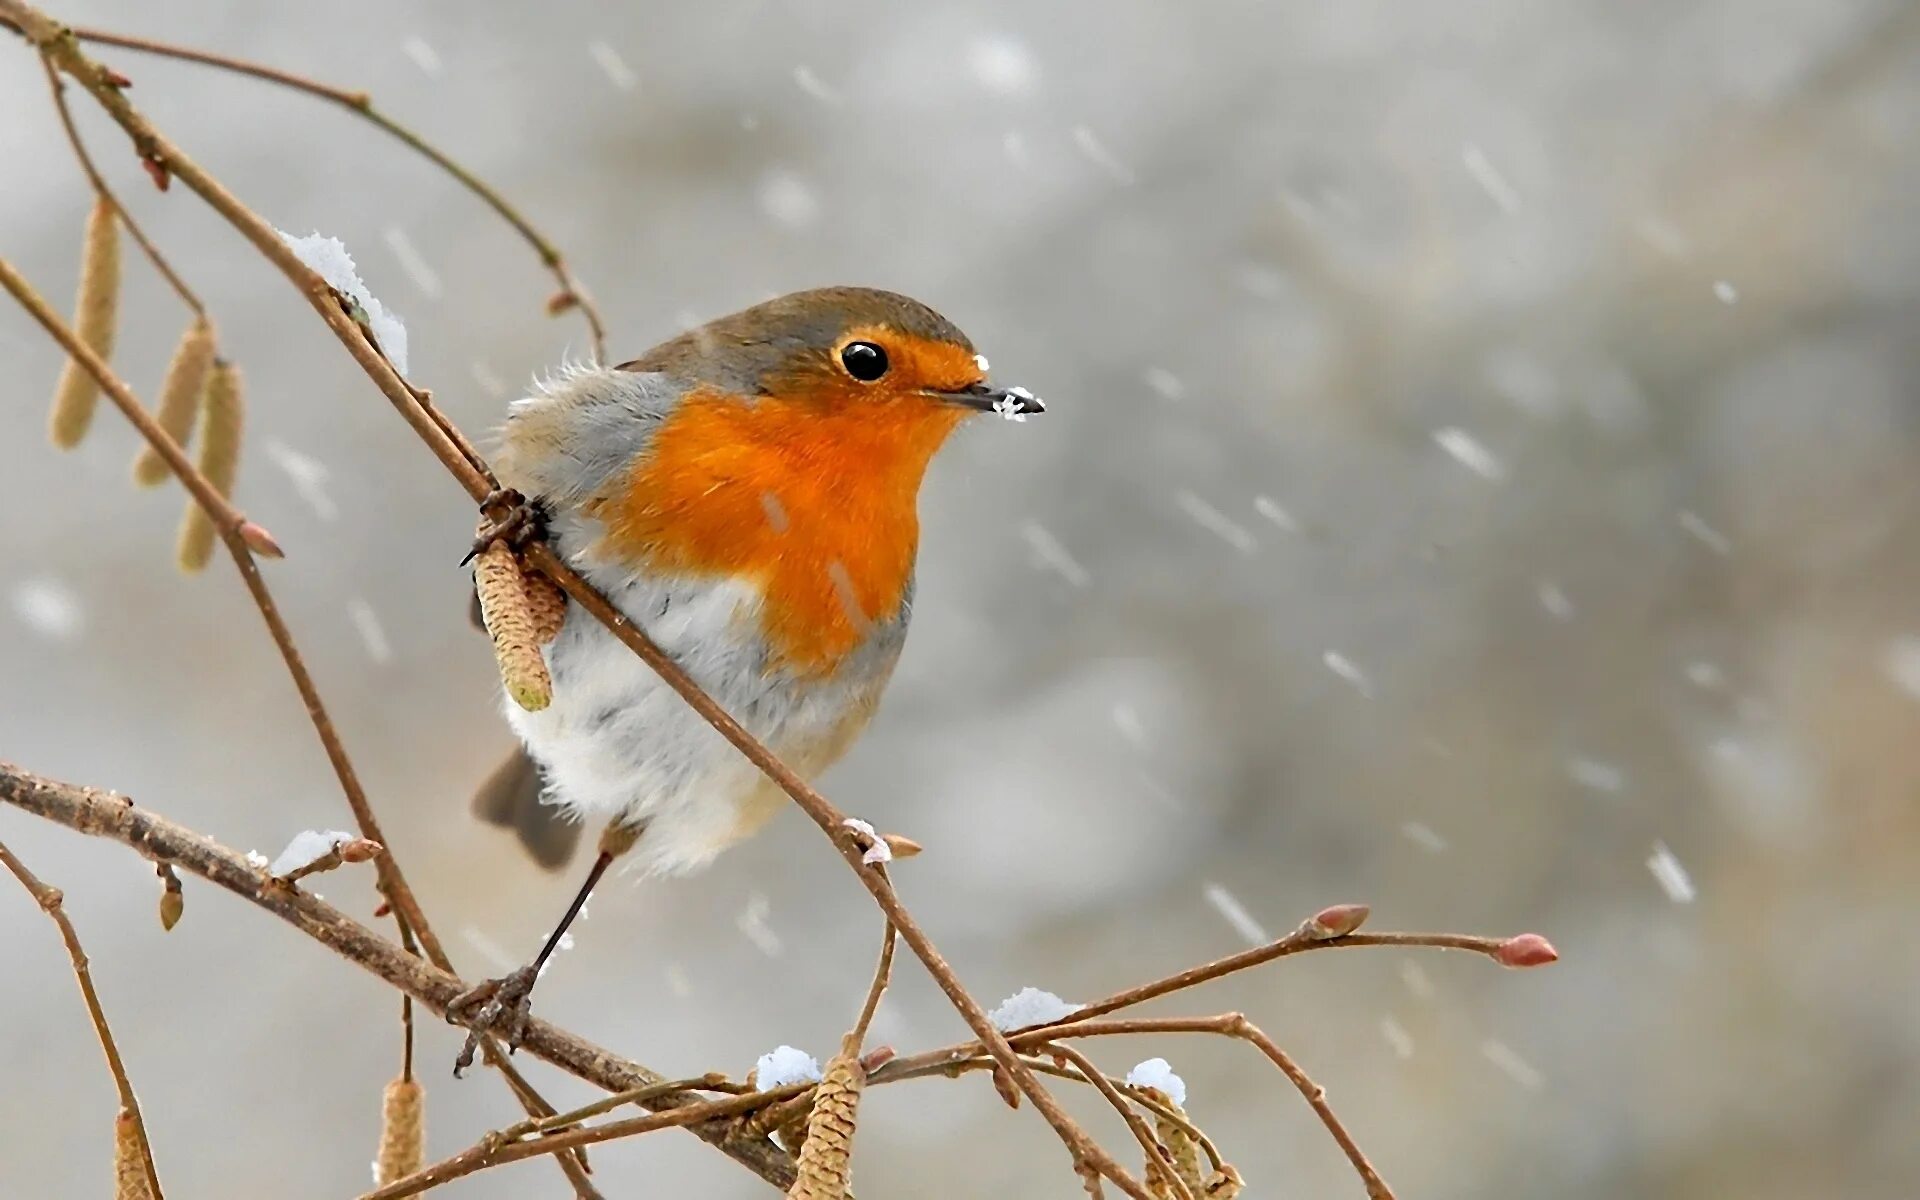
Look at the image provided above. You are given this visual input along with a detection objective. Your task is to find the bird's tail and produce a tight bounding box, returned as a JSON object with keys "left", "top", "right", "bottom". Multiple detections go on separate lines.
{"left": 471, "top": 746, "right": 582, "bottom": 870}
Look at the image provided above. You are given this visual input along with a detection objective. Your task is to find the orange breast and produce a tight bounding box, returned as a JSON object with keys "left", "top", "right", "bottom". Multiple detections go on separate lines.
{"left": 588, "top": 388, "right": 967, "bottom": 675}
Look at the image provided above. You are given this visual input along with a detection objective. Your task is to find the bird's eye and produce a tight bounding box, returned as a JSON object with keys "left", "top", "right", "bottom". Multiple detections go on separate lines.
{"left": 840, "top": 341, "right": 889, "bottom": 382}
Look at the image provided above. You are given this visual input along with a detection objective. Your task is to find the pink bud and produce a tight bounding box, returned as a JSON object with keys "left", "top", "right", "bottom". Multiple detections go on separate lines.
{"left": 239, "top": 521, "right": 285, "bottom": 559}
{"left": 1306, "top": 903, "right": 1371, "bottom": 939}
{"left": 1493, "top": 933, "right": 1558, "bottom": 968}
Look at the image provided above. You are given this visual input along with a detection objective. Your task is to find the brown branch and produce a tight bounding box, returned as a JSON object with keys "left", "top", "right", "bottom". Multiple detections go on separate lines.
{"left": 0, "top": 838, "right": 165, "bottom": 1200}
{"left": 38, "top": 53, "right": 202, "bottom": 314}
{"left": 27, "top": 18, "right": 607, "bottom": 359}
{"left": 1225, "top": 1016, "right": 1390, "bottom": 1200}
{"left": 1026, "top": 1017, "right": 1392, "bottom": 1200}
{"left": 1052, "top": 904, "right": 1536, "bottom": 1029}
{"left": 870, "top": 907, "right": 1551, "bottom": 1088}
{"left": 873, "top": 1051, "right": 1227, "bottom": 1177}
{"left": 1044, "top": 1042, "right": 1196, "bottom": 1200}
{"left": 363, "top": 1085, "right": 810, "bottom": 1200}
{"left": 518, "top": 1075, "right": 746, "bottom": 1139}
{"left": 0, "top": 760, "right": 799, "bottom": 1191}
{"left": 849, "top": 917, "right": 897, "bottom": 1050}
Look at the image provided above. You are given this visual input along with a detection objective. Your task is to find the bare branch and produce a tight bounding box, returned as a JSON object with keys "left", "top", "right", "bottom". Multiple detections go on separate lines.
{"left": 0, "top": 838, "right": 165, "bottom": 1200}
{"left": 1044, "top": 1042, "right": 1196, "bottom": 1200}
{"left": 38, "top": 53, "right": 202, "bottom": 314}
{"left": 20, "top": 20, "right": 608, "bottom": 357}
{"left": 849, "top": 918, "right": 897, "bottom": 1050}
{"left": 363, "top": 1085, "right": 810, "bottom": 1200}
{"left": 0, "top": 761, "right": 799, "bottom": 1191}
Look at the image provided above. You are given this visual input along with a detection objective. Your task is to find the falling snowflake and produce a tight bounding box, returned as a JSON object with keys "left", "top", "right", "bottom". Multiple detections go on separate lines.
{"left": 1202, "top": 882, "right": 1269, "bottom": 945}
{"left": 1646, "top": 840, "right": 1696, "bottom": 903}
{"left": 1433, "top": 427, "right": 1506, "bottom": 482}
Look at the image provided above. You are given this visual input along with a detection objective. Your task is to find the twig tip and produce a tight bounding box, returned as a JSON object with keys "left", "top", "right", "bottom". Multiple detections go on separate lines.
{"left": 1492, "top": 933, "right": 1558, "bottom": 968}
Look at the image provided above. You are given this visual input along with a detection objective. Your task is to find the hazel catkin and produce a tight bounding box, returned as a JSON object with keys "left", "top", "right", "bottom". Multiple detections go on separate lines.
{"left": 373, "top": 1077, "right": 425, "bottom": 1186}
{"left": 49, "top": 197, "right": 121, "bottom": 449}
{"left": 475, "top": 540, "right": 553, "bottom": 710}
{"left": 133, "top": 316, "right": 215, "bottom": 485}
{"left": 175, "top": 361, "right": 244, "bottom": 573}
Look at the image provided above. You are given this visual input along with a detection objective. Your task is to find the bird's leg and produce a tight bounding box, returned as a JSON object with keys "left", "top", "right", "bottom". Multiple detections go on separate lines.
{"left": 463, "top": 488, "right": 550, "bottom": 564}
{"left": 447, "top": 821, "right": 642, "bottom": 1076}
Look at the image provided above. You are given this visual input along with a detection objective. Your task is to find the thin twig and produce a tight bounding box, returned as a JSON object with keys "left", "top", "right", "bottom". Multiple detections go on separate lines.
{"left": 0, "top": 760, "right": 799, "bottom": 1191}
{"left": 1051, "top": 907, "right": 1515, "bottom": 1029}
{"left": 1044, "top": 1042, "right": 1196, "bottom": 1200}
{"left": 1025, "top": 1016, "right": 1394, "bottom": 1200}
{"left": 363, "top": 1084, "right": 809, "bottom": 1200}
{"left": 849, "top": 918, "right": 897, "bottom": 1049}
{"left": 390, "top": 906, "right": 418, "bottom": 1084}
{"left": 34, "top": 19, "right": 607, "bottom": 359}
{"left": 869, "top": 914, "right": 1538, "bottom": 1089}
{"left": 1225, "top": 1015, "right": 1392, "bottom": 1200}
{"left": 517, "top": 1075, "right": 741, "bottom": 1137}
{"left": 875, "top": 1052, "right": 1229, "bottom": 1175}
{"left": 0, "top": 838, "right": 165, "bottom": 1200}
{"left": 38, "top": 53, "right": 202, "bottom": 314}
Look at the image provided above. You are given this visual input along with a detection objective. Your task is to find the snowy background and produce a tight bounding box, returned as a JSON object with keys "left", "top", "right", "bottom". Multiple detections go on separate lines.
{"left": 5, "top": 1, "right": 1920, "bottom": 1196}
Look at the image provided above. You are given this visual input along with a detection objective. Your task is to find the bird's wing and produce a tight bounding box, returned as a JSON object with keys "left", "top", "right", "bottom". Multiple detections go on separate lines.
{"left": 493, "top": 365, "right": 685, "bottom": 512}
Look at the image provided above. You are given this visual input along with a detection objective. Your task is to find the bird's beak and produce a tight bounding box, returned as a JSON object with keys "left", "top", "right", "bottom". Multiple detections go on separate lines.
{"left": 924, "top": 383, "right": 1046, "bottom": 420}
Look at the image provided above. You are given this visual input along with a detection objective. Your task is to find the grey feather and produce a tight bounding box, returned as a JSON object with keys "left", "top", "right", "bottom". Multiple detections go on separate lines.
{"left": 471, "top": 745, "right": 582, "bottom": 870}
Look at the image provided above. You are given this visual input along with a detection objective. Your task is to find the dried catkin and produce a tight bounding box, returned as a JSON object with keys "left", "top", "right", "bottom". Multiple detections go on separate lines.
{"left": 49, "top": 197, "right": 121, "bottom": 448}
{"left": 175, "top": 362, "right": 244, "bottom": 573}
{"left": 787, "top": 1049, "right": 863, "bottom": 1200}
{"left": 1139, "top": 1086, "right": 1204, "bottom": 1199}
{"left": 133, "top": 317, "right": 216, "bottom": 485}
{"left": 475, "top": 541, "right": 552, "bottom": 710}
{"left": 112, "top": 1109, "right": 154, "bottom": 1200}
{"left": 374, "top": 1077, "right": 426, "bottom": 1186}
{"left": 525, "top": 569, "right": 568, "bottom": 644}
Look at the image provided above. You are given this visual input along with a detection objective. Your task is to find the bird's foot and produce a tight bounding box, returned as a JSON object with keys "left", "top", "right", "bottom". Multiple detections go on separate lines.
{"left": 464, "top": 488, "right": 549, "bottom": 564}
{"left": 446, "top": 961, "right": 540, "bottom": 1077}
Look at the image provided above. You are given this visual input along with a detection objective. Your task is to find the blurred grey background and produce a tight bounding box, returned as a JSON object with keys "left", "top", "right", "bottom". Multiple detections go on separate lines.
{"left": 5, "top": 0, "right": 1920, "bottom": 1196}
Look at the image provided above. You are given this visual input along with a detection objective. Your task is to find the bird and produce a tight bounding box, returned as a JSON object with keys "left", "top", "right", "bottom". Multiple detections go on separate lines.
{"left": 448, "top": 286, "right": 1042, "bottom": 1065}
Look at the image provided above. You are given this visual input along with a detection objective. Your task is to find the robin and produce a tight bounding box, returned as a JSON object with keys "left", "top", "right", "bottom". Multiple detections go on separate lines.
{"left": 449, "top": 286, "right": 1043, "bottom": 1063}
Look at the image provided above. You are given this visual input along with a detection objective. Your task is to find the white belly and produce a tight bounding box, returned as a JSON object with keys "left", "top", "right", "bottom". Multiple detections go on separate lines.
{"left": 504, "top": 560, "right": 890, "bottom": 876}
